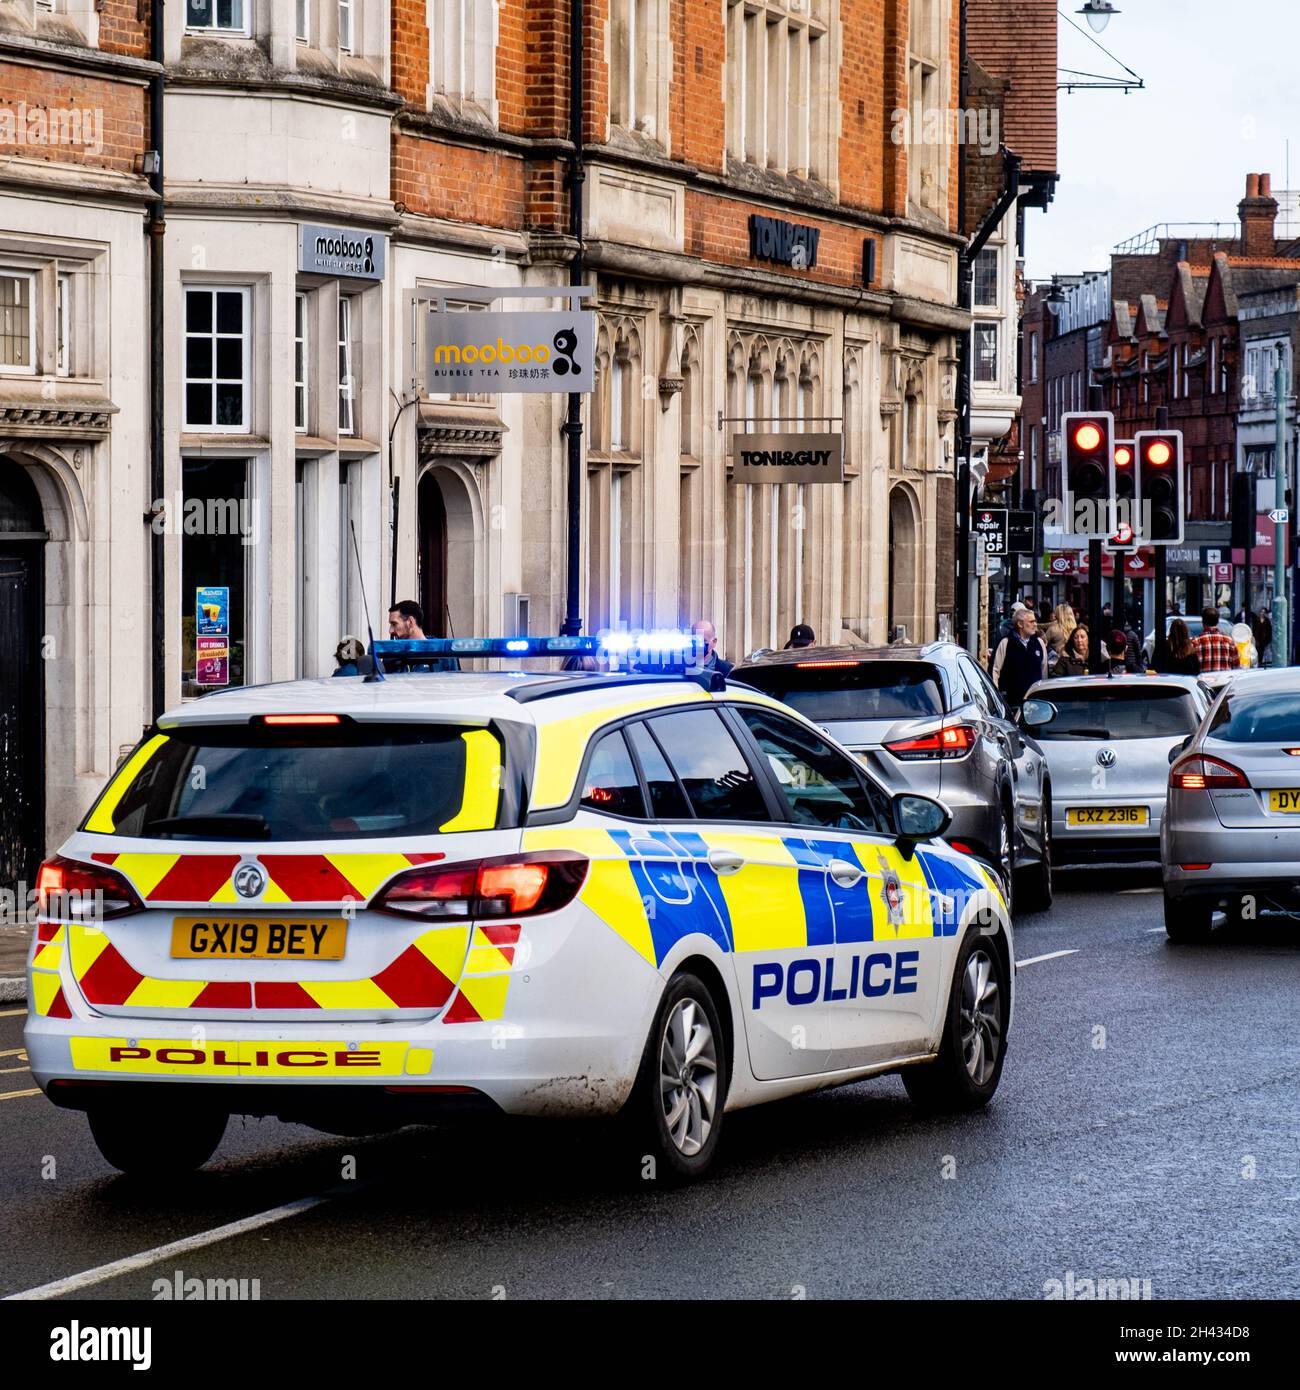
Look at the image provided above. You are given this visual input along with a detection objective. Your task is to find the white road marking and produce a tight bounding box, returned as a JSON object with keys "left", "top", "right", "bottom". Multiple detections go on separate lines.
{"left": 4, "top": 1194, "right": 333, "bottom": 1301}
{"left": 1119, "top": 887, "right": 1161, "bottom": 895}
{"left": 1017, "top": 950, "right": 1079, "bottom": 967}
{"left": 1147, "top": 927, "right": 1167, "bottom": 933}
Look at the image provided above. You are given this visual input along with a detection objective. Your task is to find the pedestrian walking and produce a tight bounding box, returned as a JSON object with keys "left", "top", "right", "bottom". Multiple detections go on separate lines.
{"left": 1163, "top": 618, "right": 1200, "bottom": 676}
{"left": 1043, "top": 603, "right": 1077, "bottom": 659}
{"left": 1054, "top": 625, "right": 1090, "bottom": 677}
{"left": 784, "top": 623, "right": 816, "bottom": 649}
{"left": 991, "top": 607, "right": 1048, "bottom": 712}
{"left": 1193, "top": 605, "right": 1239, "bottom": 673}
{"left": 331, "top": 634, "right": 365, "bottom": 677}
{"left": 691, "top": 619, "right": 734, "bottom": 677}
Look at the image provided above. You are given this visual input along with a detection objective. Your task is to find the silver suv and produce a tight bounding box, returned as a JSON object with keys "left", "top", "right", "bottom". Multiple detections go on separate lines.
{"left": 733, "top": 643, "right": 1053, "bottom": 914}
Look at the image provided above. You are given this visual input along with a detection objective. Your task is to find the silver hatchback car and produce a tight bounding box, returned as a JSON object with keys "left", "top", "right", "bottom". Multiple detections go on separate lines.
{"left": 733, "top": 643, "right": 1053, "bottom": 914}
{"left": 1163, "top": 667, "right": 1300, "bottom": 940}
{"left": 1022, "top": 675, "right": 1208, "bottom": 865}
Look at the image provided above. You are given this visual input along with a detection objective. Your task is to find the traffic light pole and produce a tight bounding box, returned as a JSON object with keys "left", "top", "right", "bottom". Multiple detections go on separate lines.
{"left": 1088, "top": 538, "right": 1103, "bottom": 673}
{"left": 1153, "top": 546, "right": 1169, "bottom": 671}
{"left": 1273, "top": 349, "right": 1289, "bottom": 668}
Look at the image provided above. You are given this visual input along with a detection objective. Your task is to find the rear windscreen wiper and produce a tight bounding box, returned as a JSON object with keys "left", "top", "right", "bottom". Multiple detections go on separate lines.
{"left": 142, "top": 814, "right": 272, "bottom": 839}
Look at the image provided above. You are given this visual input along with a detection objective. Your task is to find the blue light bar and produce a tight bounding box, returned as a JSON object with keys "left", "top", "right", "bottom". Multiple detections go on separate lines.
{"left": 370, "top": 637, "right": 601, "bottom": 663}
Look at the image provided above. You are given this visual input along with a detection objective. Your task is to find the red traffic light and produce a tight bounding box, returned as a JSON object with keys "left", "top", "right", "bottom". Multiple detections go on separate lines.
{"left": 1144, "top": 439, "right": 1173, "bottom": 467}
{"left": 1073, "top": 422, "right": 1104, "bottom": 452}
{"left": 1114, "top": 445, "right": 1134, "bottom": 468}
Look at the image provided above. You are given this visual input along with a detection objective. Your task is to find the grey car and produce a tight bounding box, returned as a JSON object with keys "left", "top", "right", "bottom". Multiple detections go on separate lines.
{"left": 1162, "top": 667, "right": 1300, "bottom": 941}
{"left": 732, "top": 643, "right": 1053, "bottom": 913}
{"left": 1022, "top": 675, "right": 1208, "bottom": 865}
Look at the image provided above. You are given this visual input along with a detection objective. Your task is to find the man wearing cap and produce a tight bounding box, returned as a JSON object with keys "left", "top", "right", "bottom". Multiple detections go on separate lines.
{"left": 784, "top": 624, "right": 816, "bottom": 649}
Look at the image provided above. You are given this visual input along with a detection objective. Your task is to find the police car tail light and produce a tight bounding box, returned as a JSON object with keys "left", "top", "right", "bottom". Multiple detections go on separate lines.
{"left": 374, "top": 852, "right": 588, "bottom": 921}
{"left": 1169, "top": 755, "right": 1248, "bottom": 791}
{"left": 884, "top": 723, "right": 977, "bottom": 760}
{"left": 35, "top": 855, "right": 143, "bottom": 921}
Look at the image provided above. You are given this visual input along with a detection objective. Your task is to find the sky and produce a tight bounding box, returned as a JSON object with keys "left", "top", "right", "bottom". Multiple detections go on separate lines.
{"left": 1023, "top": 0, "right": 1300, "bottom": 280}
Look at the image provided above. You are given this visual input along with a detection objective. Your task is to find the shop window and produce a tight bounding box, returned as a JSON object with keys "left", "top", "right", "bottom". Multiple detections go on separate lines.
{"left": 181, "top": 457, "right": 249, "bottom": 694}
{"left": 726, "top": 0, "right": 833, "bottom": 180}
{"left": 973, "top": 248, "right": 998, "bottom": 308}
{"left": 183, "top": 287, "right": 249, "bottom": 432}
{"left": 338, "top": 295, "right": 356, "bottom": 436}
{"left": 294, "top": 292, "right": 309, "bottom": 433}
{"left": 973, "top": 323, "right": 998, "bottom": 385}
{"left": 0, "top": 272, "right": 35, "bottom": 374}
{"left": 429, "top": 0, "right": 497, "bottom": 119}
{"left": 185, "top": 0, "right": 249, "bottom": 34}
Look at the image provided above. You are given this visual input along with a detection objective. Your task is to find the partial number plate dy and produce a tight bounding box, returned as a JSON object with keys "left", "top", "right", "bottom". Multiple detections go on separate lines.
{"left": 1267, "top": 790, "right": 1300, "bottom": 814}
{"left": 171, "top": 917, "right": 348, "bottom": 960}
{"left": 1065, "top": 807, "right": 1149, "bottom": 827}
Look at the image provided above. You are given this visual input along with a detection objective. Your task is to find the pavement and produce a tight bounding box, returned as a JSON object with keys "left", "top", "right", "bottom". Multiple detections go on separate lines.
{"left": 2, "top": 865, "right": 1299, "bottom": 1300}
{"left": 0, "top": 925, "right": 31, "bottom": 1003}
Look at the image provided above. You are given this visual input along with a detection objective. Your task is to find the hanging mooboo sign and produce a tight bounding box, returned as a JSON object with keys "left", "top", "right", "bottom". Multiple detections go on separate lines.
{"left": 421, "top": 286, "right": 595, "bottom": 394}
{"left": 732, "top": 433, "right": 844, "bottom": 484}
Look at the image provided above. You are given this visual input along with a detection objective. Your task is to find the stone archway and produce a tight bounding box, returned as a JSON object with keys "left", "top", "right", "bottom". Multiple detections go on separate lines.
{"left": 888, "top": 483, "right": 921, "bottom": 643}
{"left": 417, "top": 462, "right": 482, "bottom": 639}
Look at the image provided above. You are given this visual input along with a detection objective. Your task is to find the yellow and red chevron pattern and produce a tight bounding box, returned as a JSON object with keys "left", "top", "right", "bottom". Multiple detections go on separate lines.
{"left": 90, "top": 851, "right": 445, "bottom": 905}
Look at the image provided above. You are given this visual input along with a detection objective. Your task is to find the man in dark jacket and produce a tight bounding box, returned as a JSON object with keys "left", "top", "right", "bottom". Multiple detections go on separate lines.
{"left": 691, "top": 619, "right": 734, "bottom": 677}
{"left": 990, "top": 607, "right": 1049, "bottom": 712}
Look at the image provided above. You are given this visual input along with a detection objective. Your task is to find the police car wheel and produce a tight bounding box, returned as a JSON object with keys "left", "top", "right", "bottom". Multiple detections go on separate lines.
{"left": 88, "top": 1105, "right": 227, "bottom": 1178}
{"left": 1163, "top": 890, "right": 1215, "bottom": 942}
{"left": 628, "top": 972, "right": 727, "bottom": 1182}
{"left": 1015, "top": 792, "right": 1053, "bottom": 915}
{"left": 902, "top": 930, "right": 1007, "bottom": 1112}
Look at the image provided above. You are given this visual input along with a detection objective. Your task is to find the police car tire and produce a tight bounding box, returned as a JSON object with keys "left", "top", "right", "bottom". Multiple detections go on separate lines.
{"left": 626, "top": 972, "right": 728, "bottom": 1184}
{"left": 88, "top": 1106, "right": 227, "bottom": 1178}
{"left": 1163, "top": 891, "right": 1214, "bottom": 942}
{"left": 901, "top": 928, "right": 1007, "bottom": 1112}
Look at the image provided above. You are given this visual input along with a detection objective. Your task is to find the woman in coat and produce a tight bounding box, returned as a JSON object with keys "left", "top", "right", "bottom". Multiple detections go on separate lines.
{"left": 1054, "top": 624, "right": 1090, "bottom": 676}
{"left": 1163, "top": 618, "right": 1201, "bottom": 676}
{"left": 1043, "top": 603, "right": 1077, "bottom": 658}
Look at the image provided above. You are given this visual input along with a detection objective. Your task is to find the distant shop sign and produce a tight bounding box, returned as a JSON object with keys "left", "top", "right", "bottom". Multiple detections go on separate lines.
{"left": 748, "top": 214, "right": 821, "bottom": 270}
{"left": 732, "top": 433, "right": 843, "bottom": 484}
{"left": 298, "top": 223, "right": 386, "bottom": 280}
{"left": 425, "top": 309, "right": 595, "bottom": 394}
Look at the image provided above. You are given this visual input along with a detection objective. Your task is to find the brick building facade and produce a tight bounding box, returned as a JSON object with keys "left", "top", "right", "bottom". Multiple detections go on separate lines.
{"left": 0, "top": 0, "right": 976, "bottom": 882}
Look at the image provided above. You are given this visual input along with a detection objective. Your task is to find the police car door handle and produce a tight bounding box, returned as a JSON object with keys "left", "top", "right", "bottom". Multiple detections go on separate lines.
{"left": 828, "top": 859, "right": 865, "bottom": 888}
{"left": 707, "top": 849, "right": 745, "bottom": 875}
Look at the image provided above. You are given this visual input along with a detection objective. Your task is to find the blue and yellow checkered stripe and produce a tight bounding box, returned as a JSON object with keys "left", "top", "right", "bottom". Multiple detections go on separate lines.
{"left": 523, "top": 827, "right": 991, "bottom": 967}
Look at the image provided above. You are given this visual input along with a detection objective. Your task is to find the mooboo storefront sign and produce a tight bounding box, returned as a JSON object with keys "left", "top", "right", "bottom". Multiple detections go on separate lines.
{"left": 732, "top": 433, "right": 844, "bottom": 484}
{"left": 298, "top": 223, "right": 386, "bottom": 280}
{"left": 424, "top": 308, "right": 595, "bottom": 394}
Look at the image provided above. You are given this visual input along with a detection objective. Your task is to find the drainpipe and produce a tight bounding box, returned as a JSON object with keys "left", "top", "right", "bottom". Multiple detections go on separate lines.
{"left": 560, "top": 0, "right": 585, "bottom": 636}
{"left": 148, "top": 1, "right": 165, "bottom": 719}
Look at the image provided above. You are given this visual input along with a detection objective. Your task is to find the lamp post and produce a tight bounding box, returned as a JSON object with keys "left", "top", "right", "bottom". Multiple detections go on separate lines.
{"left": 1076, "top": 2, "right": 1120, "bottom": 33}
{"left": 1273, "top": 342, "right": 1290, "bottom": 667}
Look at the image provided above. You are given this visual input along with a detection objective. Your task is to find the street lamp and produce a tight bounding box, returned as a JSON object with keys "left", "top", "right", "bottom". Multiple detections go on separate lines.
{"left": 1076, "top": 1, "right": 1120, "bottom": 33}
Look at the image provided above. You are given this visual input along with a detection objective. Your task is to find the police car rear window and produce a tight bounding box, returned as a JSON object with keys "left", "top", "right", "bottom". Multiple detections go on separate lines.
{"left": 736, "top": 661, "right": 945, "bottom": 721}
{"left": 1207, "top": 692, "right": 1300, "bottom": 744}
{"left": 1034, "top": 688, "right": 1199, "bottom": 741}
{"left": 93, "top": 724, "right": 502, "bottom": 841}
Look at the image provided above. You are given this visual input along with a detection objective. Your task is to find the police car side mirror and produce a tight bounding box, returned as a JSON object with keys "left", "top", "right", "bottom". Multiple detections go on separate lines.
{"left": 892, "top": 793, "right": 951, "bottom": 849}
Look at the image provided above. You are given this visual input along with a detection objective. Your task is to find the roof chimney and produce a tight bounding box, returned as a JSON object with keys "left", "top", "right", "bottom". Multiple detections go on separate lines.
{"left": 1239, "top": 171, "right": 1279, "bottom": 258}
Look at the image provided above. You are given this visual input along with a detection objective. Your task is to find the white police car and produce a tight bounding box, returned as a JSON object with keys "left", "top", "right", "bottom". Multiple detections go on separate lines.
{"left": 27, "top": 634, "right": 1014, "bottom": 1181}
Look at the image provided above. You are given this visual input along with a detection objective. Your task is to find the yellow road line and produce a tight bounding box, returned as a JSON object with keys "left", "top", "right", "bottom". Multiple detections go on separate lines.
{"left": 0, "top": 1088, "right": 40, "bottom": 1101}
{"left": 0, "top": 1047, "right": 27, "bottom": 1058}
{"left": 0, "top": 1008, "right": 28, "bottom": 1019}
{"left": 0, "top": 1065, "right": 29, "bottom": 1074}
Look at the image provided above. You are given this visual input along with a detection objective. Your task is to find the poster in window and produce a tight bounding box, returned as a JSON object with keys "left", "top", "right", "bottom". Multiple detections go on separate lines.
{"left": 196, "top": 636, "right": 229, "bottom": 686}
{"left": 196, "top": 586, "right": 229, "bottom": 637}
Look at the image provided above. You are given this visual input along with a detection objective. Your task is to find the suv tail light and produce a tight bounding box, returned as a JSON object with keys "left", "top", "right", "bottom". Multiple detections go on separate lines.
{"left": 884, "top": 723, "right": 977, "bottom": 761}
{"left": 36, "top": 855, "right": 143, "bottom": 921}
{"left": 373, "top": 852, "right": 588, "bottom": 921}
{"left": 1170, "top": 755, "right": 1249, "bottom": 790}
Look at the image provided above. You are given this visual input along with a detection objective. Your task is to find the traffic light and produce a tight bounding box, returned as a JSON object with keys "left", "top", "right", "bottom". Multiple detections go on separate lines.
{"left": 1135, "top": 430, "right": 1184, "bottom": 545}
{"left": 1062, "top": 412, "right": 1113, "bottom": 537}
{"left": 1110, "top": 440, "right": 1136, "bottom": 545}
{"left": 1230, "top": 471, "right": 1255, "bottom": 552}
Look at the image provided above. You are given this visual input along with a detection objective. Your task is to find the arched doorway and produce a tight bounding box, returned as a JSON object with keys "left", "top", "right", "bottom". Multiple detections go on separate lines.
{"left": 888, "top": 485, "right": 919, "bottom": 642}
{"left": 417, "top": 469, "right": 448, "bottom": 637}
{"left": 0, "top": 460, "right": 46, "bottom": 889}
